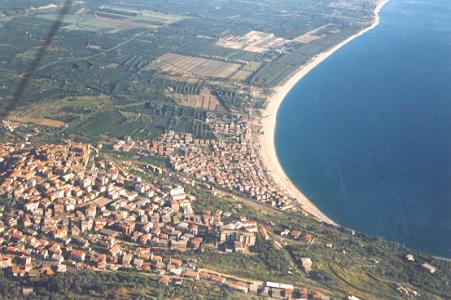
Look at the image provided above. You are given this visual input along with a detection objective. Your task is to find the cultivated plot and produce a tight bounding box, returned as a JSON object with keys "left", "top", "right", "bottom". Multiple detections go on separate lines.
{"left": 165, "top": 88, "right": 226, "bottom": 112}
{"left": 217, "top": 31, "right": 289, "bottom": 53}
{"left": 38, "top": 6, "right": 187, "bottom": 32}
{"left": 150, "top": 53, "right": 242, "bottom": 80}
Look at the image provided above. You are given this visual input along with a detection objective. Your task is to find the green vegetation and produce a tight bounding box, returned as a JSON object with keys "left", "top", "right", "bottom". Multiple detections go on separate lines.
{"left": 191, "top": 187, "right": 451, "bottom": 298}
{"left": 0, "top": 270, "right": 237, "bottom": 299}
{"left": 0, "top": 0, "right": 379, "bottom": 125}
{"left": 253, "top": 237, "right": 290, "bottom": 274}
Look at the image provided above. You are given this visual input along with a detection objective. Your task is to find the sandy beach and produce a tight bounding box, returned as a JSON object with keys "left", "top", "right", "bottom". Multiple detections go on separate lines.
{"left": 255, "top": 0, "right": 389, "bottom": 225}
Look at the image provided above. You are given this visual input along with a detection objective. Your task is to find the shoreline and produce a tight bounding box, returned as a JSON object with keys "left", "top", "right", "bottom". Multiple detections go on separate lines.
{"left": 255, "top": 0, "right": 389, "bottom": 225}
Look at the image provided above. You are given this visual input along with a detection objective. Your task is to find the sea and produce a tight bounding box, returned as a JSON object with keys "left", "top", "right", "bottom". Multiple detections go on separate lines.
{"left": 275, "top": 0, "right": 451, "bottom": 257}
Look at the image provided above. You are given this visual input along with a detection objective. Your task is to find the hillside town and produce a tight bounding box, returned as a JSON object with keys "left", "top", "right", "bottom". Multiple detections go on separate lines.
{"left": 0, "top": 142, "right": 334, "bottom": 299}
{"left": 114, "top": 114, "right": 299, "bottom": 212}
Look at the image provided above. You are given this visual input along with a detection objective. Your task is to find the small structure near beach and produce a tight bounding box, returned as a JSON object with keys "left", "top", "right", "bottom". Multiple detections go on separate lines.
{"left": 421, "top": 263, "right": 436, "bottom": 274}
{"left": 300, "top": 257, "right": 312, "bottom": 273}
{"left": 405, "top": 254, "right": 415, "bottom": 262}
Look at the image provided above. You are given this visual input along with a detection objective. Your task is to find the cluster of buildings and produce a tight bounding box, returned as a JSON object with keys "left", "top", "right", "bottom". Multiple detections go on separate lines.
{"left": 0, "top": 143, "right": 259, "bottom": 280}
{"left": 279, "top": 228, "right": 315, "bottom": 245}
{"left": 0, "top": 142, "right": 335, "bottom": 299}
{"left": 162, "top": 275, "right": 331, "bottom": 300}
{"left": 218, "top": 217, "right": 257, "bottom": 252}
{"left": 116, "top": 114, "right": 297, "bottom": 211}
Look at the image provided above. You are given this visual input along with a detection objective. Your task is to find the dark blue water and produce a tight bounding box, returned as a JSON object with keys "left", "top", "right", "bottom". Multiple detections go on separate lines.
{"left": 275, "top": 0, "right": 451, "bottom": 257}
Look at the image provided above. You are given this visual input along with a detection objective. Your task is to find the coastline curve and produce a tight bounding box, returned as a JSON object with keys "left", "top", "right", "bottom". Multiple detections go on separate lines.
{"left": 255, "top": 0, "right": 390, "bottom": 225}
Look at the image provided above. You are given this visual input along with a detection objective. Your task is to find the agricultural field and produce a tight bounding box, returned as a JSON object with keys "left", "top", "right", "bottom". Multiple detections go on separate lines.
{"left": 231, "top": 61, "right": 262, "bottom": 82}
{"left": 217, "top": 31, "right": 289, "bottom": 53}
{"left": 5, "top": 94, "right": 214, "bottom": 142}
{"left": 38, "top": 13, "right": 118, "bottom": 32}
{"left": 7, "top": 96, "right": 112, "bottom": 127}
{"left": 165, "top": 87, "right": 226, "bottom": 112}
{"left": 293, "top": 24, "right": 336, "bottom": 44}
{"left": 0, "top": 0, "right": 380, "bottom": 132}
{"left": 150, "top": 53, "right": 243, "bottom": 80}
{"left": 138, "top": 8, "right": 187, "bottom": 25}
{"left": 37, "top": 5, "right": 187, "bottom": 32}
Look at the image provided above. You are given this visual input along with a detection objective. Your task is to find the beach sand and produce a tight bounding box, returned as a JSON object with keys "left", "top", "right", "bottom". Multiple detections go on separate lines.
{"left": 255, "top": 0, "right": 389, "bottom": 225}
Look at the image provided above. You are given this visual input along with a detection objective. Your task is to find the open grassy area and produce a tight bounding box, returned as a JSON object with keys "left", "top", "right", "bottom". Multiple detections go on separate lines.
{"left": 140, "top": 9, "right": 186, "bottom": 24}
{"left": 38, "top": 13, "right": 116, "bottom": 32}
{"left": 38, "top": 6, "right": 187, "bottom": 33}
